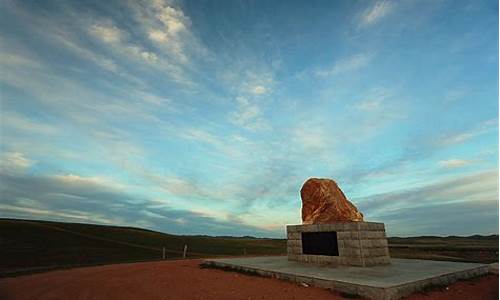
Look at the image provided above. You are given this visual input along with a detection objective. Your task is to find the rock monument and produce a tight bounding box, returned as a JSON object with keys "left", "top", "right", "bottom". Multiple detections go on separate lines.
{"left": 287, "top": 178, "right": 390, "bottom": 267}
{"left": 301, "top": 178, "right": 364, "bottom": 224}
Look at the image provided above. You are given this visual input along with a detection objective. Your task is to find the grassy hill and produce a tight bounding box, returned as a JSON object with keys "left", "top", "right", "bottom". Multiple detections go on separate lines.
{"left": 0, "top": 218, "right": 285, "bottom": 276}
{"left": 1, "top": 218, "right": 497, "bottom": 277}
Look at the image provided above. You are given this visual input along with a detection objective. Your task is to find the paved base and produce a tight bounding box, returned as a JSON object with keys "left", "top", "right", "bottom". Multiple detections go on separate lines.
{"left": 203, "top": 256, "right": 489, "bottom": 300}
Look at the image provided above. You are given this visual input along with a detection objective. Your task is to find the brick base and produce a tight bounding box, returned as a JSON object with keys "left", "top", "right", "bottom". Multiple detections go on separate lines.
{"left": 287, "top": 222, "right": 390, "bottom": 267}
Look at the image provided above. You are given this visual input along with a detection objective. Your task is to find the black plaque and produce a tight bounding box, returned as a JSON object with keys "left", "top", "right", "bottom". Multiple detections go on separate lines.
{"left": 301, "top": 231, "right": 339, "bottom": 256}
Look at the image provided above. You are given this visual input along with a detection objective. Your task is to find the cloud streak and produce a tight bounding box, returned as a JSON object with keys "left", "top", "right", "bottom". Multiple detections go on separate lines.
{"left": 316, "top": 53, "right": 373, "bottom": 77}
{"left": 360, "top": 1, "right": 394, "bottom": 27}
{"left": 357, "top": 170, "right": 498, "bottom": 236}
{"left": 0, "top": 170, "right": 278, "bottom": 237}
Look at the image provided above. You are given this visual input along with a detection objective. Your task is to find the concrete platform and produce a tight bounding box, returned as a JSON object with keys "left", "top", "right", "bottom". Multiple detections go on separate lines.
{"left": 203, "top": 256, "right": 489, "bottom": 300}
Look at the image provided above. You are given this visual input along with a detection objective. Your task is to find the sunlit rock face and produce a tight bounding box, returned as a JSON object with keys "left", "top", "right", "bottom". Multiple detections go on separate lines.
{"left": 301, "top": 178, "right": 364, "bottom": 224}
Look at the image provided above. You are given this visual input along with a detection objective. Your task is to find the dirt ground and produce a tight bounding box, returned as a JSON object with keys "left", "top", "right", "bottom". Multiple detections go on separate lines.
{"left": 0, "top": 259, "right": 497, "bottom": 300}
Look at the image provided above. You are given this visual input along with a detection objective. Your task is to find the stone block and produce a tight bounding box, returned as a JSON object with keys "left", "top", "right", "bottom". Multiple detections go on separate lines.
{"left": 287, "top": 246, "right": 301, "bottom": 255}
{"left": 360, "top": 231, "right": 386, "bottom": 239}
{"left": 344, "top": 248, "right": 362, "bottom": 258}
{"left": 376, "top": 256, "right": 391, "bottom": 265}
{"left": 371, "top": 239, "right": 389, "bottom": 248}
{"left": 287, "top": 239, "right": 302, "bottom": 248}
{"left": 286, "top": 222, "right": 390, "bottom": 267}
{"left": 319, "top": 223, "right": 340, "bottom": 232}
{"left": 347, "top": 257, "right": 363, "bottom": 266}
{"left": 286, "top": 225, "right": 301, "bottom": 233}
{"left": 358, "top": 222, "right": 385, "bottom": 231}
{"left": 287, "top": 232, "right": 301, "bottom": 240}
{"left": 343, "top": 222, "right": 360, "bottom": 231}
{"left": 301, "top": 224, "right": 319, "bottom": 232}
{"left": 336, "top": 231, "right": 351, "bottom": 240}
{"left": 363, "top": 248, "right": 388, "bottom": 257}
{"left": 350, "top": 231, "right": 360, "bottom": 239}
{"left": 343, "top": 239, "right": 361, "bottom": 248}
{"left": 360, "top": 239, "right": 374, "bottom": 248}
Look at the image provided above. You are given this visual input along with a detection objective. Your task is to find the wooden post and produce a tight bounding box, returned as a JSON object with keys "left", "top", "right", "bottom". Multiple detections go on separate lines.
{"left": 183, "top": 244, "right": 187, "bottom": 259}
{"left": 162, "top": 247, "right": 166, "bottom": 259}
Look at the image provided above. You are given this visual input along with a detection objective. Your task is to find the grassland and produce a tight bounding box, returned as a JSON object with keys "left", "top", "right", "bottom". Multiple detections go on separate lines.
{"left": 0, "top": 218, "right": 497, "bottom": 277}
{"left": 388, "top": 235, "right": 498, "bottom": 264}
{"left": 0, "top": 218, "right": 285, "bottom": 276}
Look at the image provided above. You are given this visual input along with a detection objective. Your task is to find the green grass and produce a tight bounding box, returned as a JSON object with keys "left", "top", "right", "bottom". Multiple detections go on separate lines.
{"left": 1, "top": 218, "right": 497, "bottom": 277}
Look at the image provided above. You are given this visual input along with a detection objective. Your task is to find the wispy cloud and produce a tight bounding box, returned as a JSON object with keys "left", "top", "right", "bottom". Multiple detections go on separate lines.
{"left": 360, "top": 1, "right": 394, "bottom": 27}
{"left": 315, "top": 53, "right": 373, "bottom": 77}
{"left": 229, "top": 96, "right": 269, "bottom": 131}
{"left": 89, "top": 23, "right": 123, "bottom": 44}
{"left": 437, "top": 119, "right": 497, "bottom": 146}
{"left": 0, "top": 152, "right": 35, "bottom": 173}
{"left": 1, "top": 112, "right": 59, "bottom": 135}
{"left": 130, "top": 0, "right": 206, "bottom": 64}
{"left": 0, "top": 0, "right": 497, "bottom": 238}
{"left": 251, "top": 85, "right": 267, "bottom": 95}
{"left": 0, "top": 170, "right": 276, "bottom": 236}
{"left": 88, "top": 21, "right": 159, "bottom": 64}
{"left": 357, "top": 170, "right": 498, "bottom": 236}
{"left": 438, "top": 159, "right": 473, "bottom": 168}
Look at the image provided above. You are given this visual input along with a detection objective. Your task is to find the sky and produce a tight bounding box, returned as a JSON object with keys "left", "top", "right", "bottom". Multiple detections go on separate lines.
{"left": 0, "top": 0, "right": 498, "bottom": 238}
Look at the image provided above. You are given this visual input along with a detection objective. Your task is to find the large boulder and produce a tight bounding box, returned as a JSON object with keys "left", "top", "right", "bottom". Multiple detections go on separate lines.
{"left": 301, "top": 178, "right": 363, "bottom": 224}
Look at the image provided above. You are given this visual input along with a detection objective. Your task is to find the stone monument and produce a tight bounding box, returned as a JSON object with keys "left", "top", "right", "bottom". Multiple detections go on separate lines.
{"left": 287, "top": 178, "right": 390, "bottom": 267}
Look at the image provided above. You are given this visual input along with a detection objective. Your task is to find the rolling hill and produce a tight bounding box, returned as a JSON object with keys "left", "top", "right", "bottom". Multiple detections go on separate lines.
{"left": 0, "top": 218, "right": 285, "bottom": 276}
{"left": 1, "top": 218, "right": 497, "bottom": 277}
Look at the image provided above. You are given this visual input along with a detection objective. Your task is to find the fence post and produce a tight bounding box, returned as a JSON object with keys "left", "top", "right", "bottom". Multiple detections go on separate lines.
{"left": 183, "top": 244, "right": 187, "bottom": 259}
{"left": 162, "top": 247, "right": 166, "bottom": 259}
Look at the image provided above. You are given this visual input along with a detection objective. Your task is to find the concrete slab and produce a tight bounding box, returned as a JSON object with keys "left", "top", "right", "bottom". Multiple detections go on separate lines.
{"left": 203, "top": 256, "right": 489, "bottom": 300}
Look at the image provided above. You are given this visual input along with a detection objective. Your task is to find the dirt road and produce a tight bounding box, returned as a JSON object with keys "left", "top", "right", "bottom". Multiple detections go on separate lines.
{"left": 0, "top": 259, "right": 497, "bottom": 300}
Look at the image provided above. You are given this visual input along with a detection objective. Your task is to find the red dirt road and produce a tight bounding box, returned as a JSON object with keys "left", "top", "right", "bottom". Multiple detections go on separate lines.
{"left": 0, "top": 259, "right": 497, "bottom": 300}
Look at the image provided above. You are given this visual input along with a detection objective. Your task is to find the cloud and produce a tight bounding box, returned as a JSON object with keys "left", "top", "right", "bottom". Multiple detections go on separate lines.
{"left": 0, "top": 152, "right": 35, "bottom": 173}
{"left": 437, "top": 119, "right": 497, "bottom": 146}
{"left": 229, "top": 96, "right": 269, "bottom": 131}
{"left": 0, "top": 52, "right": 43, "bottom": 69}
{"left": 0, "top": 171, "right": 278, "bottom": 237}
{"left": 356, "top": 169, "right": 498, "bottom": 236}
{"left": 1, "top": 112, "right": 59, "bottom": 135}
{"left": 353, "top": 87, "right": 392, "bottom": 112}
{"left": 89, "top": 23, "right": 123, "bottom": 43}
{"left": 130, "top": 0, "right": 204, "bottom": 64}
{"left": 176, "top": 127, "right": 246, "bottom": 158}
{"left": 316, "top": 53, "right": 373, "bottom": 77}
{"left": 251, "top": 85, "right": 267, "bottom": 95}
{"left": 360, "top": 1, "right": 394, "bottom": 27}
{"left": 438, "top": 159, "right": 472, "bottom": 168}
{"left": 88, "top": 21, "right": 159, "bottom": 64}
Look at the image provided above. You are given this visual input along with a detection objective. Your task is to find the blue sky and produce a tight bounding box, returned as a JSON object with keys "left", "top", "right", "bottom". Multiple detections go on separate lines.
{"left": 0, "top": 0, "right": 498, "bottom": 237}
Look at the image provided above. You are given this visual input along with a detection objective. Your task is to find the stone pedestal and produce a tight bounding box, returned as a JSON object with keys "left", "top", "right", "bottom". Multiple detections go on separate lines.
{"left": 287, "top": 221, "right": 390, "bottom": 267}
